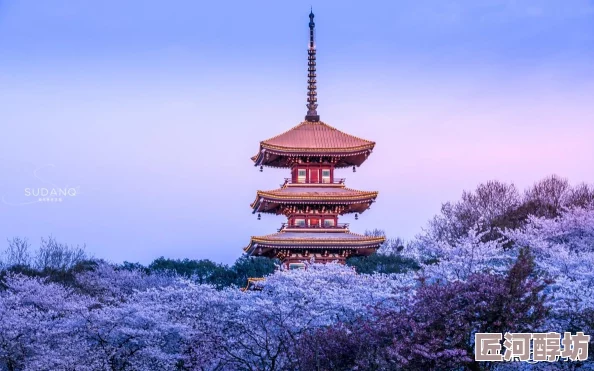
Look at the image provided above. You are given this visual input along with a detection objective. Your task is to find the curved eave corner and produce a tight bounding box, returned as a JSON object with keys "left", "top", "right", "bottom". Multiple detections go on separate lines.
{"left": 250, "top": 195, "right": 263, "bottom": 213}
{"left": 244, "top": 237, "right": 260, "bottom": 254}
{"left": 251, "top": 146, "right": 265, "bottom": 166}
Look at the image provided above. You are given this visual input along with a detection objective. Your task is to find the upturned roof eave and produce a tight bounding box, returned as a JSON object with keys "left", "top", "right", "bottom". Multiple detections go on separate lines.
{"left": 244, "top": 233, "right": 385, "bottom": 255}
{"left": 252, "top": 238, "right": 386, "bottom": 244}
{"left": 252, "top": 143, "right": 374, "bottom": 164}
{"left": 257, "top": 193, "right": 378, "bottom": 203}
{"left": 250, "top": 120, "right": 377, "bottom": 166}
{"left": 261, "top": 141, "right": 375, "bottom": 153}
{"left": 250, "top": 188, "right": 378, "bottom": 213}
{"left": 251, "top": 230, "right": 386, "bottom": 242}
{"left": 247, "top": 235, "right": 385, "bottom": 247}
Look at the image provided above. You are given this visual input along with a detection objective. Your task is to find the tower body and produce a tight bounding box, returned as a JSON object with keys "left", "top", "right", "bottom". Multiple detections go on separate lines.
{"left": 245, "top": 11, "right": 384, "bottom": 268}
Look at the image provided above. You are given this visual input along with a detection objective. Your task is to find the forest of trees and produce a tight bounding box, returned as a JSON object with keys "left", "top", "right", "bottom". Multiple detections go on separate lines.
{"left": 1, "top": 175, "right": 593, "bottom": 370}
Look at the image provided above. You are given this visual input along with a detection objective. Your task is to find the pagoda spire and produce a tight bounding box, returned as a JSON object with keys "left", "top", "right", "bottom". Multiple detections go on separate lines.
{"left": 305, "top": 9, "right": 320, "bottom": 122}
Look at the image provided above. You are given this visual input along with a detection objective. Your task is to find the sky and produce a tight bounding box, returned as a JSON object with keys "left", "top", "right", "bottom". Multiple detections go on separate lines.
{"left": 1, "top": 0, "right": 593, "bottom": 265}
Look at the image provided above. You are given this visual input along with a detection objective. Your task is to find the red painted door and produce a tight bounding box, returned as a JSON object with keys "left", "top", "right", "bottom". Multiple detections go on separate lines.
{"left": 310, "top": 169, "right": 319, "bottom": 183}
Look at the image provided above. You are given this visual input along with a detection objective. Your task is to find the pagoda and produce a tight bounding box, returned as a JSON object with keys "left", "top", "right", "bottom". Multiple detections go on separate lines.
{"left": 244, "top": 10, "right": 385, "bottom": 268}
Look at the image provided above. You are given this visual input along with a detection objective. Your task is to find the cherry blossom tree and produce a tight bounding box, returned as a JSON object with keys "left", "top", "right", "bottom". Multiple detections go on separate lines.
{"left": 409, "top": 225, "right": 513, "bottom": 282}
{"left": 295, "top": 250, "right": 548, "bottom": 370}
{"left": 0, "top": 274, "right": 93, "bottom": 370}
{"left": 503, "top": 207, "right": 594, "bottom": 365}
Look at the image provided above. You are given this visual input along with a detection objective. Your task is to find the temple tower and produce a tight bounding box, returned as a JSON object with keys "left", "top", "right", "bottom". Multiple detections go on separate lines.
{"left": 244, "top": 10, "right": 385, "bottom": 268}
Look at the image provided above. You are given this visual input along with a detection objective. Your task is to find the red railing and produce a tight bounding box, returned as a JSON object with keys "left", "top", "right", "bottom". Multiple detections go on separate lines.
{"left": 278, "top": 223, "right": 349, "bottom": 232}
{"left": 282, "top": 178, "right": 345, "bottom": 186}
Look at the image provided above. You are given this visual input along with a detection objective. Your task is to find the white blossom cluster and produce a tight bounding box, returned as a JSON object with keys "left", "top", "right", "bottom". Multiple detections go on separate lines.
{"left": 503, "top": 207, "right": 594, "bottom": 335}
{"left": 409, "top": 226, "right": 514, "bottom": 282}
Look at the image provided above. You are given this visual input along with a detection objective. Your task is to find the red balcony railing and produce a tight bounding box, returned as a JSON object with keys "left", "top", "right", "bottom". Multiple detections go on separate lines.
{"left": 282, "top": 178, "right": 345, "bottom": 186}
{"left": 278, "top": 223, "right": 349, "bottom": 232}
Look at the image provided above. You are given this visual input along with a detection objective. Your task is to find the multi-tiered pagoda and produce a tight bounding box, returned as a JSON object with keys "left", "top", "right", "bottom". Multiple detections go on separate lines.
{"left": 244, "top": 10, "right": 385, "bottom": 268}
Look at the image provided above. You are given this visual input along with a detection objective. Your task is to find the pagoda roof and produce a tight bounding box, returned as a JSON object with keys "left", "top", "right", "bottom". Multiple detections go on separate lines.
{"left": 252, "top": 121, "right": 375, "bottom": 168}
{"left": 245, "top": 230, "right": 385, "bottom": 255}
{"left": 251, "top": 183, "right": 378, "bottom": 214}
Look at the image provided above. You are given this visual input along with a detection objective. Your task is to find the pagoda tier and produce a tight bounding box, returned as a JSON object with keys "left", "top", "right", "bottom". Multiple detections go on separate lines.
{"left": 244, "top": 228, "right": 385, "bottom": 266}
{"left": 251, "top": 182, "right": 378, "bottom": 215}
{"left": 251, "top": 121, "right": 375, "bottom": 168}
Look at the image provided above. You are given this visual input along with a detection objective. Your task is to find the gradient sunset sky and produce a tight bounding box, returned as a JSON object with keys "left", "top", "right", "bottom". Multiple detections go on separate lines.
{"left": 1, "top": 0, "right": 593, "bottom": 264}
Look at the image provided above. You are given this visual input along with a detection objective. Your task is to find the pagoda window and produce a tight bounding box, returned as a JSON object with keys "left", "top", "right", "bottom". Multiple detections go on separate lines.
{"left": 323, "top": 218, "right": 335, "bottom": 227}
{"left": 321, "top": 169, "right": 331, "bottom": 183}
{"left": 294, "top": 218, "right": 306, "bottom": 227}
{"left": 297, "top": 169, "right": 306, "bottom": 183}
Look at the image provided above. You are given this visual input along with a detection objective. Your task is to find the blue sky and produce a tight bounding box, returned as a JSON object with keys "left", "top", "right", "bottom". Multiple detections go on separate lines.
{"left": 1, "top": 0, "right": 593, "bottom": 264}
